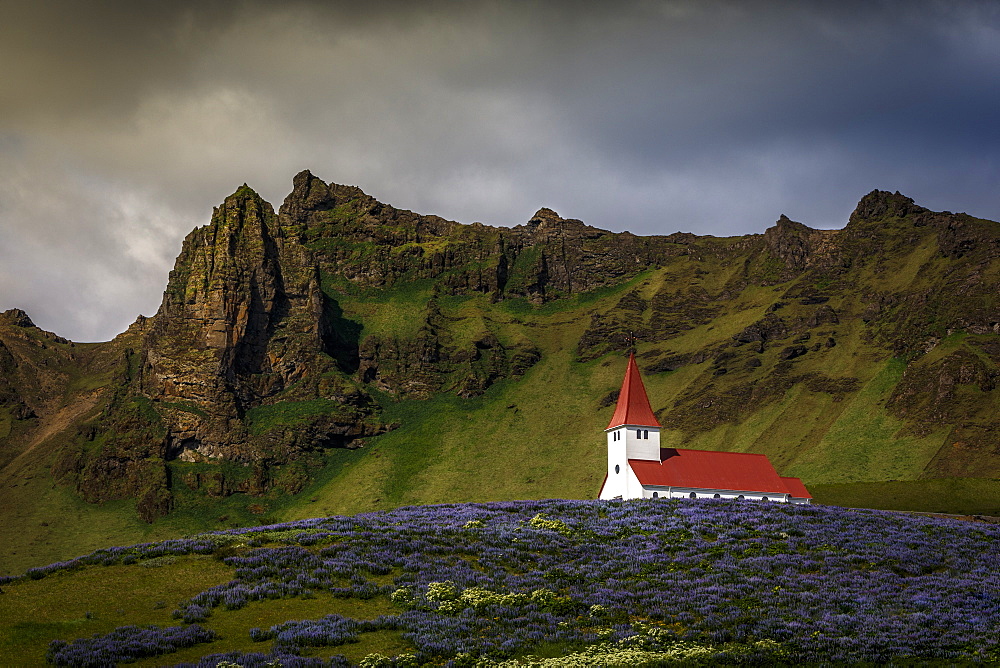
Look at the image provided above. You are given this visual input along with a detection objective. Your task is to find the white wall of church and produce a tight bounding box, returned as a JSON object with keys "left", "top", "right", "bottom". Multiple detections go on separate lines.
{"left": 664, "top": 487, "right": 789, "bottom": 502}
{"left": 600, "top": 430, "right": 643, "bottom": 499}
{"left": 640, "top": 485, "right": 809, "bottom": 504}
{"left": 623, "top": 425, "right": 660, "bottom": 461}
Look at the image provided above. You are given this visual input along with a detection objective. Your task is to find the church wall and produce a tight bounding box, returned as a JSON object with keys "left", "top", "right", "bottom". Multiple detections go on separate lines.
{"left": 623, "top": 425, "right": 660, "bottom": 461}
{"left": 600, "top": 431, "right": 646, "bottom": 499}
{"left": 600, "top": 429, "right": 629, "bottom": 499}
{"left": 648, "top": 485, "right": 808, "bottom": 504}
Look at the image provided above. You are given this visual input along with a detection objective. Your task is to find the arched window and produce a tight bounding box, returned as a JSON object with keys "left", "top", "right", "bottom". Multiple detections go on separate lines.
{"left": 689, "top": 492, "right": 697, "bottom": 499}
{"left": 713, "top": 493, "right": 721, "bottom": 499}
{"left": 762, "top": 496, "right": 769, "bottom": 502}
{"left": 615, "top": 464, "right": 620, "bottom": 474}
{"left": 737, "top": 495, "right": 745, "bottom": 500}
{"left": 652, "top": 491, "right": 658, "bottom": 499}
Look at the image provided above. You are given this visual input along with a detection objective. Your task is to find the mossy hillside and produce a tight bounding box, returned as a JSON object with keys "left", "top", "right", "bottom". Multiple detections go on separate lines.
{"left": 327, "top": 279, "right": 437, "bottom": 341}
{"left": 282, "top": 322, "right": 614, "bottom": 519}
{"left": 0, "top": 406, "right": 11, "bottom": 441}
{"left": 2, "top": 441, "right": 357, "bottom": 577}
{"left": 279, "top": 212, "right": 1000, "bottom": 524}
{"left": 276, "top": 274, "right": 656, "bottom": 519}
{"left": 811, "top": 478, "right": 1000, "bottom": 516}
{"left": 277, "top": 265, "right": 828, "bottom": 520}
{"left": 0, "top": 464, "right": 188, "bottom": 577}
{"left": 245, "top": 398, "right": 369, "bottom": 436}
{"left": 743, "top": 359, "right": 947, "bottom": 484}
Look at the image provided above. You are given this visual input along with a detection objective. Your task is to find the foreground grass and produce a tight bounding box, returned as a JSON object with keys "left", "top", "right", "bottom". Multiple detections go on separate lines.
{"left": 4, "top": 499, "right": 1000, "bottom": 666}
{"left": 0, "top": 555, "right": 231, "bottom": 665}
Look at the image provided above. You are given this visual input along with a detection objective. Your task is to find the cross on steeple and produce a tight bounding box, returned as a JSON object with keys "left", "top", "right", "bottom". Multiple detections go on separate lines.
{"left": 623, "top": 331, "right": 637, "bottom": 355}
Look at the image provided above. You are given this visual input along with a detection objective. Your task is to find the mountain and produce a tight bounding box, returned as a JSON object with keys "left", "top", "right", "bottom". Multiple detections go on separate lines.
{"left": 2, "top": 172, "right": 999, "bottom": 574}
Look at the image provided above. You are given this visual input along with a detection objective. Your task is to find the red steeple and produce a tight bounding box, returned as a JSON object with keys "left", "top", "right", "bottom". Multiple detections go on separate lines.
{"left": 606, "top": 353, "right": 662, "bottom": 430}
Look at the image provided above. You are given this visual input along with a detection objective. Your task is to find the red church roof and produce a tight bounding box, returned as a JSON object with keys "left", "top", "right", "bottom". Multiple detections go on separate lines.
{"left": 629, "top": 448, "right": 811, "bottom": 498}
{"left": 607, "top": 353, "right": 662, "bottom": 430}
{"left": 780, "top": 476, "right": 813, "bottom": 499}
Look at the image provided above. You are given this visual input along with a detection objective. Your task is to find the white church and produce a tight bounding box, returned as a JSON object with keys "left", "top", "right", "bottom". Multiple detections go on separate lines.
{"left": 598, "top": 353, "right": 812, "bottom": 504}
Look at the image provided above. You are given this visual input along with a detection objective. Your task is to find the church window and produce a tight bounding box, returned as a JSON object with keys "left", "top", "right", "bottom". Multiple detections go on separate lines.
{"left": 762, "top": 496, "right": 769, "bottom": 502}
{"left": 737, "top": 495, "right": 745, "bottom": 500}
{"left": 689, "top": 492, "right": 697, "bottom": 499}
{"left": 713, "top": 493, "right": 721, "bottom": 499}
{"left": 652, "top": 491, "right": 658, "bottom": 499}
{"left": 615, "top": 465, "right": 620, "bottom": 474}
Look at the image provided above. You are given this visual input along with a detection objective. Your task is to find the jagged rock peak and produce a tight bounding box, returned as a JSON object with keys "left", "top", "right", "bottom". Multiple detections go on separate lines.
{"left": 222, "top": 183, "right": 266, "bottom": 206}
{"left": 524, "top": 207, "right": 593, "bottom": 234}
{"left": 281, "top": 170, "right": 380, "bottom": 228}
{"left": 850, "top": 189, "right": 925, "bottom": 223}
{"left": 771, "top": 214, "right": 815, "bottom": 233}
{"left": 291, "top": 170, "right": 369, "bottom": 203}
{"left": 764, "top": 214, "right": 824, "bottom": 272}
{"left": 209, "top": 182, "right": 277, "bottom": 237}
{"left": 528, "top": 207, "right": 563, "bottom": 227}
{"left": 289, "top": 169, "right": 333, "bottom": 208}
{"left": 0, "top": 308, "right": 35, "bottom": 328}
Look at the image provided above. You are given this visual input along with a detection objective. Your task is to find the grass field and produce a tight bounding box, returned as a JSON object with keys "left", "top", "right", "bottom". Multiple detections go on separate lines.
{"left": 811, "top": 478, "right": 1000, "bottom": 516}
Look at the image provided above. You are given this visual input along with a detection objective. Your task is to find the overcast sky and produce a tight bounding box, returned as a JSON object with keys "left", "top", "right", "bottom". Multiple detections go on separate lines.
{"left": 2, "top": 0, "right": 998, "bottom": 341}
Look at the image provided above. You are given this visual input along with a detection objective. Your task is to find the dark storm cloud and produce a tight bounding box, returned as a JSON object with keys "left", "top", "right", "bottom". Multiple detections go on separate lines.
{"left": 1, "top": 0, "right": 998, "bottom": 340}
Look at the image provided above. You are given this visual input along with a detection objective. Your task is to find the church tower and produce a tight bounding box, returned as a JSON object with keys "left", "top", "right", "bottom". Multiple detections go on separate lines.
{"left": 600, "top": 352, "right": 662, "bottom": 499}
{"left": 597, "top": 351, "right": 812, "bottom": 504}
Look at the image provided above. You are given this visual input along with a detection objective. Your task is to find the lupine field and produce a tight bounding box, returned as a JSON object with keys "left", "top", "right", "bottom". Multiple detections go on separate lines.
{"left": 3, "top": 499, "right": 1000, "bottom": 666}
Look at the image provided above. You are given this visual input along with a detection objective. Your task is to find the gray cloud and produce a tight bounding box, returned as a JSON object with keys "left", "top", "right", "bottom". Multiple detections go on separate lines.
{"left": 1, "top": 0, "right": 998, "bottom": 341}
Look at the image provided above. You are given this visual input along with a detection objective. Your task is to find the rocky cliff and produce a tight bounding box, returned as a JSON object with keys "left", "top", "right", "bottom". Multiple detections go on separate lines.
{"left": 2, "top": 177, "right": 999, "bottom": 531}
